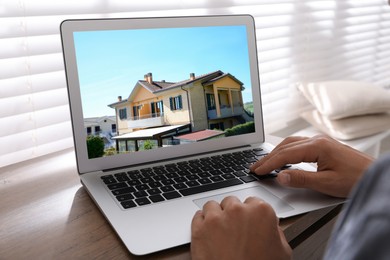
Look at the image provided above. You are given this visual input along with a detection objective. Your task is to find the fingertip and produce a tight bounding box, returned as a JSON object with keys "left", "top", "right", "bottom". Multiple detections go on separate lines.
{"left": 244, "top": 196, "right": 263, "bottom": 204}
{"left": 191, "top": 210, "right": 204, "bottom": 227}
{"left": 249, "top": 160, "right": 261, "bottom": 171}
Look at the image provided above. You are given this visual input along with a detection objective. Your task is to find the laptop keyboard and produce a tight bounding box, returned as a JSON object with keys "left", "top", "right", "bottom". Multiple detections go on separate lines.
{"left": 101, "top": 148, "right": 276, "bottom": 209}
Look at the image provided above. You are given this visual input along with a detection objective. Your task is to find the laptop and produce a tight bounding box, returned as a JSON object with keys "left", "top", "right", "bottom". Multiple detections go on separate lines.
{"left": 60, "top": 15, "right": 342, "bottom": 255}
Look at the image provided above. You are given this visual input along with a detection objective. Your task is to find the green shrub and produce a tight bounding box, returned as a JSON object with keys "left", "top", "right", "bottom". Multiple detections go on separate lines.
{"left": 86, "top": 135, "right": 105, "bottom": 158}
{"left": 142, "top": 140, "right": 155, "bottom": 150}
{"left": 225, "top": 121, "right": 255, "bottom": 137}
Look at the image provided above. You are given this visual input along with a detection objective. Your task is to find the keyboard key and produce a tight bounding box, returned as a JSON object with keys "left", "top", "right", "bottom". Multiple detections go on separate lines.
{"left": 162, "top": 191, "right": 182, "bottom": 200}
{"left": 161, "top": 179, "right": 175, "bottom": 186}
{"left": 174, "top": 176, "right": 187, "bottom": 183}
{"left": 116, "top": 175, "right": 130, "bottom": 182}
{"left": 233, "top": 171, "right": 247, "bottom": 177}
{"left": 220, "top": 168, "right": 234, "bottom": 173}
{"left": 209, "top": 170, "right": 222, "bottom": 176}
{"left": 210, "top": 176, "right": 223, "bottom": 182}
{"left": 140, "top": 177, "right": 153, "bottom": 184}
{"left": 186, "top": 180, "right": 200, "bottom": 187}
{"left": 147, "top": 188, "right": 162, "bottom": 195}
{"left": 116, "top": 194, "right": 134, "bottom": 202}
{"left": 188, "top": 168, "right": 202, "bottom": 174}
{"left": 240, "top": 175, "right": 257, "bottom": 183}
{"left": 245, "top": 158, "right": 257, "bottom": 163}
{"left": 149, "top": 181, "right": 162, "bottom": 188}
{"left": 153, "top": 175, "right": 167, "bottom": 182}
{"left": 232, "top": 165, "right": 245, "bottom": 171}
{"left": 200, "top": 166, "right": 213, "bottom": 172}
{"left": 133, "top": 190, "right": 148, "bottom": 198}
{"left": 187, "top": 174, "right": 200, "bottom": 181}
{"left": 102, "top": 177, "right": 117, "bottom": 185}
{"left": 149, "top": 194, "right": 165, "bottom": 203}
{"left": 173, "top": 183, "right": 187, "bottom": 190}
{"left": 135, "top": 184, "right": 149, "bottom": 191}
{"left": 121, "top": 200, "right": 137, "bottom": 209}
{"left": 107, "top": 182, "right": 128, "bottom": 190}
{"left": 223, "top": 162, "right": 235, "bottom": 167}
{"left": 166, "top": 172, "right": 179, "bottom": 179}
{"left": 128, "top": 171, "right": 142, "bottom": 180}
{"left": 221, "top": 173, "right": 235, "bottom": 180}
{"left": 198, "top": 178, "right": 212, "bottom": 185}
{"left": 160, "top": 185, "right": 175, "bottom": 192}
{"left": 199, "top": 172, "right": 211, "bottom": 178}
{"left": 112, "top": 187, "right": 136, "bottom": 196}
{"left": 127, "top": 179, "right": 141, "bottom": 186}
{"left": 177, "top": 170, "right": 191, "bottom": 176}
{"left": 135, "top": 197, "right": 151, "bottom": 206}
{"left": 180, "top": 178, "right": 243, "bottom": 196}
{"left": 154, "top": 168, "right": 168, "bottom": 175}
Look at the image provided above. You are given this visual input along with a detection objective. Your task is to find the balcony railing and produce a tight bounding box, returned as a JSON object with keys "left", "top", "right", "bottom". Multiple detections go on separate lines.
{"left": 127, "top": 113, "right": 165, "bottom": 129}
{"left": 207, "top": 105, "right": 244, "bottom": 119}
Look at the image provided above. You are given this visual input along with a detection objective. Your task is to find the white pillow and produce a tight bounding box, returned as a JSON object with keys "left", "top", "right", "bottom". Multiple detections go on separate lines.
{"left": 297, "top": 81, "right": 390, "bottom": 119}
{"left": 301, "top": 110, "right": 390, "bottom": 140}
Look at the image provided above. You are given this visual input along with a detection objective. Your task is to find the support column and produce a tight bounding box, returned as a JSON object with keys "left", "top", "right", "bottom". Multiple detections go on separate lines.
{"left": 213, "top": 85, "right": 221, "bottom": 117}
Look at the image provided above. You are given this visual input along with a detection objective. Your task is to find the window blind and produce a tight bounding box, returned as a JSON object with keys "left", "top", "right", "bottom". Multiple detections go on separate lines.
{"left": 1, "top": 0, "right": 389, "bottom": 168}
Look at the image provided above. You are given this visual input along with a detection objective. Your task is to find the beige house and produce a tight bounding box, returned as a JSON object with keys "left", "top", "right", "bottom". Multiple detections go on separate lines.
{"left": 108, "top": 70, "right": 249, "bottom": 151}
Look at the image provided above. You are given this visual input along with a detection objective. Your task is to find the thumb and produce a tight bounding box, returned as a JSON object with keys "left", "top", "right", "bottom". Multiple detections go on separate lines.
{"left": 276, "top": 169, "right": 317, "bottom": 189}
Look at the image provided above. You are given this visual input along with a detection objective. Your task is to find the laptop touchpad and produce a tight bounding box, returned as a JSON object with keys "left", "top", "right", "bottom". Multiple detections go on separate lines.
{"left": 193, "top": 186, "right": 294, "bottom": 215}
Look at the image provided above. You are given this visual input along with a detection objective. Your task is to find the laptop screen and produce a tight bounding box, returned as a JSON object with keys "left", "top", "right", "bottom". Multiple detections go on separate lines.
{"left": 61, "top": 15, "right": 264, "bottom": 172}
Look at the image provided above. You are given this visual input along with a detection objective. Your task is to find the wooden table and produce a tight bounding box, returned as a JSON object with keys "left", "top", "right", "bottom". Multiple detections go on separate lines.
{"left": 1, "top": 143, "right": 342, "bottom": 259}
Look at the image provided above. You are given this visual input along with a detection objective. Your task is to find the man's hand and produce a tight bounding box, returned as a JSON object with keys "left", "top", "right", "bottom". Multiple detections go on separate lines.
{"left": 250, "top": 135, "right": 374, "bottom": 198}
{"left": 191, "top": 196, "right": 292, "bottom": 260}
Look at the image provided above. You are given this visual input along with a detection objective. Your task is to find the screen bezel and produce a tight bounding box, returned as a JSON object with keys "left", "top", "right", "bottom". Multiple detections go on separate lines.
{"left": 60, "top": 15, "right": 264, "bottom": 174}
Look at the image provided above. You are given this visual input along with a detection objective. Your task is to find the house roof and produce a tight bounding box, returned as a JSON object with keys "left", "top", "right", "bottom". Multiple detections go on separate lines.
{"left": 175, "top": 129, "right": 225, "bottom": 142}
{"left": 108, "top": 70, "right": 244, "bottom": 107}
{"left": 202, "top": 73, "right": 244, "bottom": 89}
{"left": 133, "top": 70, "right": 224, "bottom": 95}
{"left": 84, "top": 116, "right": 116, "bottom": 127}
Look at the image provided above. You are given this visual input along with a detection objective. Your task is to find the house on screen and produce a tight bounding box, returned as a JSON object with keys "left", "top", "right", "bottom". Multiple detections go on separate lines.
{"left": 108, "top": 70, "right": 251, "bottom": 152}
{"left": 84, "top": 116, "right": 117, "bottom": 149}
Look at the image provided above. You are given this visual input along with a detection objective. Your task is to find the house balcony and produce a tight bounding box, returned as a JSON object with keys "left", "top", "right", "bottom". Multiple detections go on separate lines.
{"left": 207, "top": 105, "right": 244, "bottom": 120}
{"left": 127, "top": 113, "right": 165, "bottom": 129}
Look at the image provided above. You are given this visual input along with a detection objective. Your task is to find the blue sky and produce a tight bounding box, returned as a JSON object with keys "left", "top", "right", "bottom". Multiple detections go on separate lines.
{"left": 74, "top": 25, "right": 253, "bottom": 118}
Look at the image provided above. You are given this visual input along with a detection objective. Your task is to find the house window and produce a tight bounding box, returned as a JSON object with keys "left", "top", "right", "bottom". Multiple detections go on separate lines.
{"left": 119, "top": 108, "right": 127, "bottom": 120}
{"left": 94, "top": 126, "right": 101, "bottom": 134}
{"left": 86, "top": 127, "right": 92, "bottom": 135}
{"left": 151, "top": 101, "right": 164, "bottom": 117}
{"left": 169, "top": 95, "right": 183, "bottom": 111}
{"left": 206, "top": 93, "right": 216, "bottom": 110}
{"left": 111, "top": 124, "right": 116, "bottom": 133}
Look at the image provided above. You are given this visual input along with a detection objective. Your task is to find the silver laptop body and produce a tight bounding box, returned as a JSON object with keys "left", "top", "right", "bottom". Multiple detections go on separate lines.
{"left": 60, "top": 15, "right": 342, "bottom": 255}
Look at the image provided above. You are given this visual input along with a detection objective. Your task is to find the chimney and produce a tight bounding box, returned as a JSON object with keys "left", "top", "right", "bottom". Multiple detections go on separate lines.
{"left": 118, "top": 96, "right": 122, "bottom": 102}
{"left": 144, "top": 72, "right": 153, "bottom": 84}
{"left": 190, "top": 73, "right": 195, "bottom": 80}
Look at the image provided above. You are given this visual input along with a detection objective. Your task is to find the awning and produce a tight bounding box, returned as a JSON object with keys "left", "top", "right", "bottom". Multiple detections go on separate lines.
{"left": 113, "top": 124, "right": 189, "bottom": 140}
